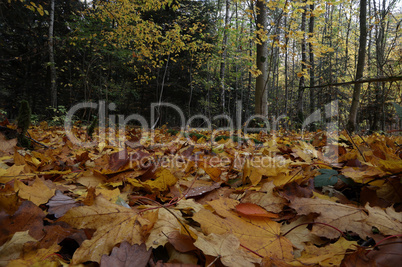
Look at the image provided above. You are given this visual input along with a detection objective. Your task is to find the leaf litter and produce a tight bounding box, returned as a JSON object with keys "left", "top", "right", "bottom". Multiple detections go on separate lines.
{"left": 0, "top": 126, "right": 401, "bottom": 266}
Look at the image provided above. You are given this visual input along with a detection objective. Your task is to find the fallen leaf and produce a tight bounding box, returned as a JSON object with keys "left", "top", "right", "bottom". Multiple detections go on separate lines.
{"left": 235, "top": 203, "right": 279, "bottom": 218}
{"left": 60, "top": 196, "right": 158, "bottom": 264}
{"left": 290, "top": 197, "right": 372, "bottom": 239}
{"left": 365, "top": 204, "right": 402, "bottom": 235}
{"left": 0, "top": 230, "right": 37, "bottom": 266}
{"left": 294, "top": 237, "right": 357, "bottom": 266}
{"left": 100, "top": 242, "right": 151, "bottom": 267}
{"left": 14, "top": 178, "right": 55, "bottom": 206}
{"left": 242, "top": 181, "right": 287, "bottom": 213}
{"left": 47, "top": 190, "right": 79, "bottom": 218}
{"left": 194, "top": 232, "right": 260, "bottom": 267}
{"left": 0, "top": 201, "right": 45, "bottom": 245}
{"left": 193, "top": 198, "right": 293, "bottom": 260}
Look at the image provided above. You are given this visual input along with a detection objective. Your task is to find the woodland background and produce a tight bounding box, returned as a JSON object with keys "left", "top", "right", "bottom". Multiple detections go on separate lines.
{"left": 0, "top": 0, "right": 401, "bottom": 131}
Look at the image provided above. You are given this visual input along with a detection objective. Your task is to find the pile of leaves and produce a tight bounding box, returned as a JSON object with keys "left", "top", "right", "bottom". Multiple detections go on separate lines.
{"left": 0, "top": 123, "right": 401, "bottom": 266}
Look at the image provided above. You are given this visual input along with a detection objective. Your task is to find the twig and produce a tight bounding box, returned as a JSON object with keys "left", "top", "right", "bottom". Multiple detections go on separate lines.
{"left": 345, "top": 129, "right": 367, "bottom": 162}
{"left": 282, "top": 222, "right": 345, "bottom": 237}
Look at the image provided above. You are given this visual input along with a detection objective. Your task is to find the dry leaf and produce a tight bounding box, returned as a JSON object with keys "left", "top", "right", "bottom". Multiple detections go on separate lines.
{"left": 100, "top": 242, "right": 151, "bottom": 267}
{"left": 60, "top": 196, "right": 158, "bottom": 264}
{"left": 194, "top": 232, "right": 260, "bottom": 267}
{"left": 290, "top": 197, "right": 372, "bottom": 239}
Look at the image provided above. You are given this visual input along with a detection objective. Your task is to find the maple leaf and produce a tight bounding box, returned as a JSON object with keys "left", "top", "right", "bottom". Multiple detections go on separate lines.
{"left": 280, "top": 215, "right": 324, "bottom": 258}
{"left": 14, "top": 177, "right": 55, "bottom": 206}
{"left": 5, "top": 242, "right": 61, "bottom": 266}
{"left": 364, "top": 204, "right": 402, "bottom": 235}
{"left": 0, "top": 230, "right": 37, "bottom": 266}
{"left": 59, "top": 196, "right": 158, "bottom": 264}
{"left": 241, "top": 181, "right": 287, "bottom": 213}
{"left": 293, "top": 237, "right": 358, "bottom": 266}
{"left": 0, "top": 201, "right": 46, "bottom": 245}
{"left": 290, "top": 197, "right": 372, "bottom": 239}
{"left": 145, "top": 206, "right": 189, "bottom": 249}
{"left": 194, "top": 232, "right": 261, "bottom": 267}
{"left": 100, "top": 242, "right": 151, "bottom": 267}
{"left": 47, "top": 190, "right": 79, "bottom": 218}
{"left": 193, "top": 197, "right": 293, "bottom": 261}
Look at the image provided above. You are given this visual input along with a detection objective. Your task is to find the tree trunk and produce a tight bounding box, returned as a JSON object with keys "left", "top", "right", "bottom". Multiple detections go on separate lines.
{"left": 346, "top": 0, "right": 367, "bottom": 132}
{"left": 296, "top": 0, "right": 307, "bottom": 124}
{"left": 255, "top": 0, "right": 268, "bottom": 116}
{"left": 49, "top": 0, "right": 57, "bottom": 108}
{"left": 309, "top": 3, "right": 315, "bottom": 118}
{"left": 220, "top": 0, "right": 230, "bottom": 114}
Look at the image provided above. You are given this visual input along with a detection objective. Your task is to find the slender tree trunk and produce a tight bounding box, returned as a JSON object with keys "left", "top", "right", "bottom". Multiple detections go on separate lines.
{"left": 49, "top": 0, "right": 57, "bottom": 108}
{"left": 347, "top": 0, "right": 367, "bottom": 132}
{"left": 255, "top": 0, "right": 268, "bottom": 116}
{"left": 284, "top": 16, "right": 289, "bottom": 116}
{"left": 309, "top": 3, "right": 315, "bottom": 118}
{"left": 296, "top": 0, "right": 307, "bottom": 124}
{"left": 220, "top": 0, "right": 230, "bottom": 114}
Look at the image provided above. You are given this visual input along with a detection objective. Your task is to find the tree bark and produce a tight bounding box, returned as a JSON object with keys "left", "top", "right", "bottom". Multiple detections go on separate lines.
{"left": 296, "top": 0, "right": 307, "bottom": 124}
{"left": 309, "top": 3, "right": 315, "bottom": 116}
{"left": 49, "top": 0, "right": 57, "bottom": 108}
{"left": 255, "top": 0, "right": 268, "bottom": 116}
{"left": 346, "top": 0, "right": 367, "bottom": 132}
{"left": 220, "top": 0, "right": 230, "bottom": 114}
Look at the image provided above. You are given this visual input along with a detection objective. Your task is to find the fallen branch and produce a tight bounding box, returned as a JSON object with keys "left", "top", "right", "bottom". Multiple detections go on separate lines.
{"left": 303, "top": 76, "right": 402, "bottom": 89}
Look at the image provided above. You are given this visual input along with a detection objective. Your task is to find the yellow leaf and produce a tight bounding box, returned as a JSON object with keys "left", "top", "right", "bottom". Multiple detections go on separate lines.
{"left": 0, "top": 231, "right": 37, "bottom": 266}
{"left": 295, "top": 237, "right": 357, "bottom": 266}
{"left": 0, "top": 165, "right": 26, "bottom": 183}
{"left": 290, "top": 197, "right": 371, "bottom": 239}
{"left": 14, "top": 178, "right": 55, "bottom": 206}
{"left": 365, "top": 204, "right": 402, "bottom": 236}
{"left": 143, "top": 168, "right": 177, "bottom": 193}
{"left": 193, "top": 198, "right": 293, "bottom": 260}
{"left": 194, "top": 233, "right": 261, "bottom": 266}
{"left": 60, "top": 196, "right": 158, "bottom": 264}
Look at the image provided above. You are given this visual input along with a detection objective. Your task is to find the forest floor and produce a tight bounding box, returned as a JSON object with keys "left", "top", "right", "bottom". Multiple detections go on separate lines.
{"left": 0, "top": 123, "right": 401, "bottom": 266}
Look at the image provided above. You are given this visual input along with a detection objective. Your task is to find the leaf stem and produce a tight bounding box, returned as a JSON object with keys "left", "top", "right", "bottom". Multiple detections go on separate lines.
{"left": 365, "top": 234, "right": 402, "bottom": 255}
{"left": 282, "top": 222, "right": 344, "bottom": 237}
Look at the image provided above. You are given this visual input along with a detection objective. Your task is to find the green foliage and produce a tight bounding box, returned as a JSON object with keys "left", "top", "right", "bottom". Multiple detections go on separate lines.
{"left": 392, "top": 102, "right": 402, "bottom": 120}
{"left": 46, "top": 106, "right": 69, "bottom": 126}
{"left": 314, "top": 169, "right": 354, "bottom": 188}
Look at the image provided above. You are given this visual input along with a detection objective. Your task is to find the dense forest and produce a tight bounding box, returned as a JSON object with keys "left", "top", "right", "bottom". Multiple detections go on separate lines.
{"left": 1, "top": 0, "right": 401, "bottom": 131}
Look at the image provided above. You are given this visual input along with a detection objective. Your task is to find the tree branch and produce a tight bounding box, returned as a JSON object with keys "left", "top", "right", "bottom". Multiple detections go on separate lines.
{"left": 303, "top": 76, "right": 402, "bottom": 89}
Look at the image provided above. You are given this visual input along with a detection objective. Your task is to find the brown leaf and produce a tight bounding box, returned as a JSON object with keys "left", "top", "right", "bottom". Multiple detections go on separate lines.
{"left": 0, "top": 201, "right": 45, "bottom": 245}
{"left": 242, "top": 181, "right": 287, "bottom": 213}
{"left": 235, "top": 203, "right": 279, "bottom": 218}
{"left": 194, "top": 232, "right": 261, "bottom": 267}
{"left": 193, "top": 198, "right": 293, "bottom": 260}
{"left": 290, "top": 197, "right": 372, "bottom": 239}
{"left": 100, "top": 242, "right": 151, "bottom": 267}
{"left": 60, "top": 196, "right": 158, "bottom": 264}
{"left": 47, "top": 190, "right": 79, "bottom": 218}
